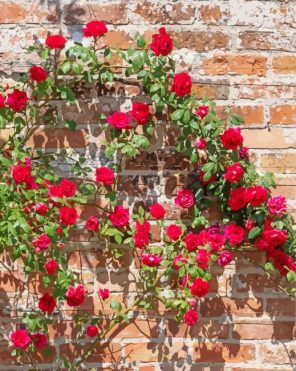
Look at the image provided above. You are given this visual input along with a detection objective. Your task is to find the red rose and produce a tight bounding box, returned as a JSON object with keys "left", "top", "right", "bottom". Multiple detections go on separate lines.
{"left": 95, "top": 167, "right": 115, "bottom": 185}
{"left": 166, "top": 224, "right": 182, "bottom": 241}
{"left": 10, "top": 329, "right": 31, "bottom": 350}
{"left": 195, "top": 105, "right": 209, "bottom": 119}
{"left": 171, "top": 72, "right": 192, "bottom": 96}
{"left": 175, "top": 189, "right": 195, "bottom": 208}
{"left": 107, "top": 112, "right": 131, "bottom": 129}
{"left": 59, "top": 206, "right": 78, "bottom": 225}
{"left": 110, "top": 205, "right": 130, "bottom": 227}
{"left": 268, "top": 250, "right": 296, "bottom": 276}
{"left": 56, "top": 227, "right": 63, "bottom": 235}
{"left": 66, "top": 285, "right": 87, "bottom": 307}
{"left": 149, "top": 27, "right": 173, "bottom": 56}
{"left": 150, "top": 203, "right": 165, "bottom": 219}
{"left": 142, "top": 253, "right": 162, "bottom": 267}
{"left": 29, "top": 66, "right": 48, "bottom": 83}
{"left": 239, "top": 146, "right": 249, "bottom": 160}
{"left": 172, "top": 253, "right": 187, "bottom": 270}
{"left": 183, "top": 309, "right": 198, "bottom": 326}
{"left": 225, "top": 162, "right": 244, "bottom": 183}
{"left": 184, "top": 232, "right": 200, "bottom": 251}
{"left": 34, "top": 202, "right": 48, "bottom": 215}
{"left": 267, "top": 196, "right": 287, "bottom": 215}
{"left": 220, "top": 128, "right": 243, "bottom": 150}
{"left": 218, "top": 251, "right": 233, "bottom": 267}
{"left": 45, "top": 34, "right": 67, "bottom": 49}
{"left": 38, "top": 293, "right": 56, "bottom": 314}
{"left": 7, "top": 89, "right": 28, "bottom": 112}
{"left": 190, "top": 277, "right": 210, "bottom": 298}
{"left": 99, "top": 288, "right": 110, "bottom": 300}
{"left": 199, "top": 170, "right": 216, "bottom": 186}
{"left": 245, "top": 219, "right": 256, "bottom": 231}
{"left": 129, "top": 102, "right": 151, "bottom": 125}
{"left": 49, "top": 184, "right": 64, "bottom": 199}
{"left": 0, "top": 93, "right": 6, "bottom": 107}
{"left": 32, "top": 233, "right": 51, "bottom": 252}
{"left": 196, "top": 249, "right": 210, "bottom": 269}
{"left": 194, "top": 138, "right": 207, "bottom": 150}
{"left": 60, "top": 179, "right": 77, "bottom": 197}
{"left": 85, "top": 325, "right": 99, "bottom": 337}
{"left": 45, "top": 259, "right": 59, "bottom": 275}
{"left": 224, "top": 224, "right": 245, "bottom": 245}
{"left": 228, "top": 187, "right": 249, "bottom": 211}
{"left": 136, "top": 219, "right": 151, "bottom": 233}
{"left": 262, "top": 229, "right": 287, "bottom": 248}
{"left": 247, "top": 186, "right": 268, "bottom": 207}
{"left": 209, "top": 233, "right": 225, "bottom": 251}
{"left": 83, "top": 20, "right": 108, "bottom": 38}
{"left": 31, "top": 333, "right": 47, "bottom": 349}
{"left": 134, "top": 230, "right": 149, "bottom": 248}
{"left": 85, "top": 216, "right": 100, "bottom": 231}
{"left": 12, "top": 165, "right": 31, "bottom": 184}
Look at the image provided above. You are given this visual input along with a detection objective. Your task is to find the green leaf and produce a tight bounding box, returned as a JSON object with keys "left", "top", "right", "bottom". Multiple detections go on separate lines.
{"left": 60, "top": 61, "right": 71, "bottom": 74}
{"left": 171, "top": 109, "right": 184, "bottom": 121}
{"left": 248, "top": 227, "right": 262, "bottom": 240}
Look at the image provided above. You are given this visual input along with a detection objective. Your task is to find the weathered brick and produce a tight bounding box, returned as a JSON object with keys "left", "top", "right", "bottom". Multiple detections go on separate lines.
{"left": 174, "top": 31, "right": 229, "bottom": 51}
{"left": 270, "top": 105, "right": 296, "bottom": 124}
{"left": 239, "top": 31, "right": 296, "bottom": 52}
{"left": 243, "top": 128, "right": 296, "bottom": 149}
{"left": 233, "top": 321, "right": 296, "bottom": 340}
{"left": 260, "top": 153, "right": 296, "bottom": 174}
{"left": 199, "top": 5, "right": 229, "bottom": 25}
{"left": 273, "top": 56, "right": 296, "bottom": 74}
{"left": 260, "top": 344, "right": 296, "bottom": 365}
{"left": 202, "top": 55, "right": 267, "bottom": 76}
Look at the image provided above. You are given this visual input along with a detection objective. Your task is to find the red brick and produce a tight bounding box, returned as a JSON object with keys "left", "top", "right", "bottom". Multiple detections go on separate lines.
{"left": 243, "top": 128, "right": 296, "bottom": 149}
{"left": 260, "top": 153, "right": 296, "bottom": 174}
{"left": 266, "top": 298, "right": 296, "bottom": 316}
{"left": 233, "top": 321, "right": 296, "bottom": 340}
{"left": 273, "top": 56, "right": 296, "bottom": 74}
{"left": 270, "top": 105, "right": 296, "bottom": 124}
{"left": 0, "top": 2, "right": 58, "bottom": 23}
{"left": 174, "top": 31, "right": 229, "bottom": 51}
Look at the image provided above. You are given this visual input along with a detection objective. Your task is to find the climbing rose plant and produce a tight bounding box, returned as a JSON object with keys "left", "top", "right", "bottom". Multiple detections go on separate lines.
{"left": 0, "top": 21, "right": 295, "bottom": 369}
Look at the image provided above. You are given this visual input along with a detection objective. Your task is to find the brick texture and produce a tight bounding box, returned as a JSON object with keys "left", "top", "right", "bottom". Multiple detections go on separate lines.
{"left": 0, "top": 1, "right": 296, "bottom": 370}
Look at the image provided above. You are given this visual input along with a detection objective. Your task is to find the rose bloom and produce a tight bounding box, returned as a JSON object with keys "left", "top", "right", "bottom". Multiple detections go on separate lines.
{"left": 85, "top": 325, "right": 99, "bottom": 337}
{"left": 196, "top": 249, "right": 210, "bottom": 269}
{"left": 268, "top": 250, "right": 296, "bottom": 276}
{"left": 110, "top": 205, "right": 130, "bottom": 227}
{"left": 29, "top": 65, "right": 48, "bottom": 83}
{"left": 142, "top": 253, "right": 162, "bottom": 267}
{"left": 96, "top": 166, "right": 115, "bottom": 185}
{"left": 149, "top": 27, "right": 173, "bottom": 56}
{"left": 199, "top": 170, "right": 216, "bottom": 186}
{"left": 194, "top": 138, "right": 207, "bottom": 150}
{"left": 12, "top": 165, "right": 31, "bottom": 184}
{"left": 129, "top": 102, "right": 151, "bottom": 125}
{"left": 60, "top": 179, "right": 77, "bottom": 197}
{"left": 175, "top": 189, "right": 195, "bottom": 208}
{"left": 267, "top": 196, "right": 287, "bottom": 215}
{"left": 136, "top": 219, "right": 151, "bottom": 233}
{"left": 0, "top": 93, "right": 5, "bottom": 107}
{"left": 10, "top": 329, "right": 31, "bottom": 350}
{"left": 45, "top": 34, "right": 67, "bottom": 49}
{"left": 66, "top": 285, "right": 87, "bottom": 307}
{"left": 209, "top": 233, "right": 225, "bottom": 251}
{"left": 48, "top": 184, "right": 64, "bottom": 199}
{"left": 220, "top": 127, "right": 243, "bottom": 150}
{"left": 218, "top": 251, "right": 233, "bottom": 267}
{"left": 107, "top": 111, "right": 131, "bottom": 129}
{"left": 85, "top": 215, "right": 100, "bottom": 232}
{"left": 247, "top": 185, "right": 268, "bottom": 207}
{"left": 99, "top": 288, "right": 110, "bottom": 300}
{"left": 239, "top": 146, "right": 250, "bottom": 160}
{"left": 166, "top": 224, "right": 182, "bottom": 241}
{"left": 31, "top": 333, "right": 47, "bottom": 349}
{"left": 190, "top": 277, "right": 210, "bottom": 298}
{"left": 185, "top": 232, "right": 200, "bottom": 251}
{"left": 183, "top": 309, "right": 199, "bottom": 326}
{"left": 172, "top": 253, "right": 187, "bottom": 270}
{"left": 228, "top": 187, "right": 249, "bottom": 211}
{"left": 171, "top": 72, "right": 192, "bottom": 96}
{"left": 83, "top": 20, "right": 108, "bottom": 38}
{"left": 32, "top": 233, "right": 51, "bottom": 252}
{"left": 134, "top": 230, "right": 149, "bottom": 249}
{"left": 225, "top": 162, "right": 244, "bottom": 183}
{"left": 245, "top": 219, "right": 256, "bottom": 231}
{"left": 150, "top": 203, "right": 165, "bottom": 219}
{"left": 7, "top": 89, "right": 28, "bottom": 112}
{"left": 34, "top": 202, "right": 48, "bottom": 215}
{"left": 262, "top": 228, "right": 287, "bottom": 248}
{"left": 195, "top": 105, "right": 209, "bottom": 119}
{"left": 59, "top": 206, "right": 78, "bottom": 225}
{"left": 38, "top": 293, "right": 56, "bottom": 314}
{"left": 45, "top": 259, "right": 59, "bottom": 275}
{"left": 224, "top": 224, "right": 245, "bottom": 245}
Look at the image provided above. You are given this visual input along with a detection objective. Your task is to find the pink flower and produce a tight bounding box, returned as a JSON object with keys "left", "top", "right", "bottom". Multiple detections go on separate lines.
{"left": 107, "top": 112, "right": 131, "bottom": 129}
{"left": 194, "top": 138, "right": 207, "bottom": 149}
{"left": 7, "top": 89, "right": 28, "bottom": 112}
{"left": 195, "top": 105, "right": 209, "bottom": 119}
{"left": 32, "top": 233, "right": 51, "bottom": 252}
{"left": 245, "top": 219, "right": 256, "bottom": 231}
{"left": 175, "top": 189, "right": 195, "bottom": 208}
{"left": 239, "top": 146, "right": 250, "bottom": 160}
{"left": 99, "top": 288, "right": 110, "bottom": 300}
{"left": 224, "top": 224, "right": 245, "bottom": 245}
{"left": 34, "top": 202, "right": 48, "bottom": 215}
{"left": 218, "top": 251, "right": 233, "bottom": 267}
{"left": 172, "top": 253, "right": 187, "bottom": 270}
{"left": 10, "top": 329, "right": 31, "bottom": 350}
{"left": 85, "top": 216, "right": 100, "bottom": 231}
{"left": 142, "top": 253, "right": 162, "bottom": 267}
{"left": 267, "top": 196, "right": 287, "bottom": 215}
{"left": 183, "top": 309, "right": 198, "bottom": 326}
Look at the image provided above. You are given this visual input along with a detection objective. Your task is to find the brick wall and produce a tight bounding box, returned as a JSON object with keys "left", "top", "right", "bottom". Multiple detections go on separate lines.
{"left": 0, "top": 0, "right": 295, "bottom": 370}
